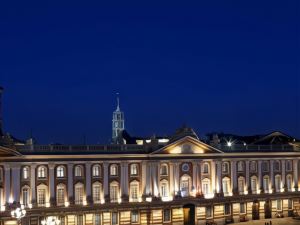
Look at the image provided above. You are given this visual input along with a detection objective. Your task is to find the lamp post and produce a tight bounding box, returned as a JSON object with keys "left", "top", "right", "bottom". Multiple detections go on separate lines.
{"left": 41, "top": 216, "right": 60, "bottom": 225}
{"left": 11, "top": 205, "right": 26, "bottom": 224}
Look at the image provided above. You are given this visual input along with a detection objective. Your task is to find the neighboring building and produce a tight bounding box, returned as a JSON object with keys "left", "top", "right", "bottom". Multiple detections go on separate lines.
{"left": 0, "top": 90, "right": 300, "bottom": 225}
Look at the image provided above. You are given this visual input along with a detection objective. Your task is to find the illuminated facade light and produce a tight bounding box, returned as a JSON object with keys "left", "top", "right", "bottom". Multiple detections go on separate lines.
{"left": 64, "top": 202, "right": 69, "bottom": 207}
{"left": 146, "top": 197, "right": 152, "bottom": 202}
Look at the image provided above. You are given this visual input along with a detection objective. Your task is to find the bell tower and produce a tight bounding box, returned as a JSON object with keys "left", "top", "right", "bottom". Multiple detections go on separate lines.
{"left": 112, "top": 94, "right": 125, "bottom": 144}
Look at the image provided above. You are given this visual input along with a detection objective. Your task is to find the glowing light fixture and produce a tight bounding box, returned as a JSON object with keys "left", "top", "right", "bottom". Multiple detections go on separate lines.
{"left": 11, "top": 205, "right": 26, "bottom": 220}
{"left": 146, "top": 197, "right": 152, "bottom": 202}
{"left": 41, "top": 216, "right": 60, "bottom": 225}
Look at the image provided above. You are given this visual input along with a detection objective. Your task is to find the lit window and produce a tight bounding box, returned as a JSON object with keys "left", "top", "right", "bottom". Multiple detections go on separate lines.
{"left": 37, "top": 185, "right": 47, "bottom": 207}
{"left": 203, "top": 163, "right": 210, "bottom": 174}
{"left": 163, "top": 209, "right": 171, "bottom": 222}
{"left": 130, "top": 164, "right": 138, "bottom": 176}
{"left": 202, "top": 178, "right": 210, "bottom": 195}
{"left": 110, "top": 164, "right": 118, "bottom": 176}
{"left": 23, "top": 166, "right": 30, "bottom": 179}
{"left": 110, "top": 182, "right": 119, "bottom": 203}
{"left": 160, "top": 164, "right": 168, "bottom": 176}
{"left": 251, "top": 176, "right": 257, "bottom": 194}
{"left": 37, "top": 166, "right": 47, "bottom": 179}
{"left": 275, "top": 175, "right": 281, "bottom": 192}
{"left": 22, "top": 186, "right": 30, "bottom": 207}
{"left": 94, "top": 214, "right": 101, "bottom": 225}
{"left": 56, "top": 166, "right": 65, "bottom": 178}
{"left": 75, "top": 183, "right": 84, "bottom": 205}
{"left": 238, "top": 177, "right": 245, "bottom": 194}
{"left": 130, "top": 181, "right": 139, "bottom": 202}
{"left": 160, "top": 180, "right": 169, "bottom": 198}
{"left": 287, "top": 175, "right": 293, "bottom": 192}
{"left": 75, "top": 166, "right": 83, "bottom": 177}
{"left": 222, "top": 177, "right": 230, "bottom": 195}
{"left": 92, "top": 182, "right": 102, "bottom": 204}
{"left": 56, "top": 184, "right": 65, "bottom": 206}
{"left": 222, "top": 162, "right": 229, "bottom": 174}
{"left": 92, "top": 165, "right": 101, "bottom": 177}
{"left": 131, "top": 210, "right": 139, "bottom": 223}
{"left": 237, "top": 161, "right": 244, "bottom": 172}
{"left": 276, "top": 200, "right": 282, "bottom": 210}
{"left": 263, "top": 176, "right": 270, "bottom": 193}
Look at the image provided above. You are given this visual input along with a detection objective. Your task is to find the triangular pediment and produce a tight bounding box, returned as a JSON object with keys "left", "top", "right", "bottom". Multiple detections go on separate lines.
{"left": 0, "top": 145, "right": 22, "bottom": 157}
{"left": 151, "top": 136, "right": 223, "bottom": 154}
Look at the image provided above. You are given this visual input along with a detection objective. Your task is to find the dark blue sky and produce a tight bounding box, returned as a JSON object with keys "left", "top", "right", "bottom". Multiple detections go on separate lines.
{"left": 0, "top": 1, "right": 299, "bottom": 144}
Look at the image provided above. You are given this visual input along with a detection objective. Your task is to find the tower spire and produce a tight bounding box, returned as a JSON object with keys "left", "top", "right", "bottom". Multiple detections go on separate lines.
{"left": 116, "top": 92, "right": 120, "bottom": 111}
{"left": 112, "top": 93, "right": 125, "bottom": 144}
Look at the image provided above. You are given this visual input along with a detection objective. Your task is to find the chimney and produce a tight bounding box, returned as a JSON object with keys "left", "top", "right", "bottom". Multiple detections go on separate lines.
{"left": 0, "top": 86, "right": 3, "bottom": 136}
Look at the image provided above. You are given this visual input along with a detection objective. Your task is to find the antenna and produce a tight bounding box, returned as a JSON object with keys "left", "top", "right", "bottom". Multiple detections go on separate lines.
{"left": 116, "top": 92, "right": 120, "bottom": 111}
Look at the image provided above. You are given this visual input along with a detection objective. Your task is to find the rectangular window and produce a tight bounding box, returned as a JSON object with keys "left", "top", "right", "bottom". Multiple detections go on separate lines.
{"left": 130, "top": 184, "right": 138, "bottom": 201}
{"left": 93, "top": 185, "right": 101, "bottom": 203}
{"left": 224, "top": 203, "right": 230, "bottom": 215}
{"left": 75, "top": 187, "right": 83, "bottom": 205}
{"left": 112, "top": 212, "right": 118, "bottom": 225}
{"left": 206, "top": 206, "right": 212, "bottom": 218}
{"left": 240, "top": 203, "right": 246, "bottom": 214}
{"left": 277, "top": 200, "right": 282, "bottom": 211}
{"left": 57, "top": 187, "right": 65, "bottom": 206}
{"left": 22, "top": 189, "right": 29, "bottom": 207}
{"left": 110, "top": 185, "right": 118, "bottom": 202}
{"left": 95, "top": 214, "right": 101, "bottom": 225}
{"left": 288, "top": 199, "right": 293, "bottom": 210}
{"left": 76, "top": 215, "right": 83, "bottom": 225}
{"left": 59, "top": 217, "right": 65, "bottom": 225}
{"left": 163, "top": 209, "right": 171, "bottom": 222}
{"left": 37, "top": 189, "right": 45, "bottom": 206}
{"left": 131, "top": 211, "right": 139, "bottom": 223}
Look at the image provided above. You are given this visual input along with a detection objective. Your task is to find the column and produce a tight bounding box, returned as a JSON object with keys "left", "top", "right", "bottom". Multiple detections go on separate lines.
{"left": 192, "top": 161, "right": 197, "bottom": 196}
{"left": 67, "top": 164, "right": 74, "bottom": 204}
{"left": 198, "top": 162, "right": 202, "bottom": 195}
{"left": 211, "top": 161, "right": 217, "bottom": 195}
{"left": 30, "top": 164, "right": 36, "bottom": 205}
{"left": 49, "top": 164, "right": 55, "bottom": 206}
{"left": 11, "top": 164, "right": 20, "bottom": 204}
{"left": 145, "top": 162, "right": 152, "bottom": 196}
{"left": 214, "top": 161, "right": 221, "bottom": 195}
{"left": 4, "top": 164, "right": 11, "bottom": 205}
{"left": 151, "top": 162, "right": 159, "bottom": 197}
{"left": 174, "top": 163, "right": 179, "bottom": 195}
{"left": 169, "top": 162, "right": 174, "bottom": 197}
{"left": 270, "top": 160, "right": 274, "bottom": 192}
{"left": 293, "top": 159, "right": 298, "bottom": 191}
{"left": 231, "top": 161, "right": 237, "bottom": 194}
{"left": 258, "top": 161, "right": 262, "bottom": 193}
{"left": 245, "top": 161, "right": 250, "bottom": 193}
{"left": 141, "top": 162, "right": 147, "bottom": 196}
{"left": 120, "top": 162, "right": 128, "bottom": 201}
{"left": 103, "top": 162, "right": 109, "bottom": 201}
{"left": 85, "top": 162, "right": 92, "bottom": 204}
{"left": 281, "top": 160, "right": 286, "bottom": 191}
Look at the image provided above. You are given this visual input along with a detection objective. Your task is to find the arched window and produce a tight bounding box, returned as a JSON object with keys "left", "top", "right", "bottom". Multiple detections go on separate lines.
{"left": 251, "top": 176, "right": 258, "bottom": 194}
{"left": 37, "top": 166, "right": 47, "bottom": 179}
{"left": 180, "top": 175, "right": 192, "bottom": 197}
{"left": 222, "top": 162, "right": 229, "bottom": 174}
{"left": 237, "top": 161, "right": 244, "bottom": 172}
{"left": 275, "top": 175, "right": 281, "bottom": 192}
{"left": 56, "top": 183, "right": 66, "bottom": 206}
{"left": 110, "top": 181, "right": 119, "bottom": 203}
{"left": 202, "top": 178, "right": 211, "bottom": 196}
{"left": 286, "top": 160, "right": 292, "bottom": 171}
{"left": 75, "top": 165, "right": 83, "bottom": 177}
{"left": 160, "top": 179, "right": 169, "bottom": 198}
{"left": 203, "top": 163, "right": 210, "bottom": 174}
{"left": 222, "top": 177, "right": 231, "bottom": 196}
{"left": 22, "top": 166, "right": 30, "bottom": 180}
{"left": 130, "top": 164, "right": 138, "bottom": 176}
{"left": 274, "top": 160, "right": 280, "bottom": 172}
{"left": 130, "top": 180, "right": 139, "bottom": 202}
{"left": 56, "top": 166, "right": 65, "bottom": 178}
{"left": 262, "top": 161, "right": 269, "bottom": 172}
{"left": 74, "top": 183, "right": 84, "bottom": 205}
{"left": 263, "top": 175, "right": 270, "bottom": 193}
{"left": 92, "top": 182, "right": 102, "bottom": 204}
{"left": 250, "top": 161, "right": 257, "bottom": 172}
{"left": 92, "top": 165, "right": 101, "bottom": 177}
{"left": 286, "top": 175, "right": 293, "bottom": 192}
{"left": 110, "top": 164, "right": 118, "bottom": 176}
{"left": 160, "top": 164, "right": 168, "bottom": 176}
{"left": 238, "top": 177, "right": 245, "bottom": 195}
{"left": 37, "top": 184, "right": 47, "bottom": 207}
{"left": 21, "top": 185, "right": 30, "bottom": 207}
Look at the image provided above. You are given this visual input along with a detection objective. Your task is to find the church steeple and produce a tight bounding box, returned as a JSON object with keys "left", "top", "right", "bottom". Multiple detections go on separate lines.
{"left": 112, "top": 93, "right": 125, "bottom": 144}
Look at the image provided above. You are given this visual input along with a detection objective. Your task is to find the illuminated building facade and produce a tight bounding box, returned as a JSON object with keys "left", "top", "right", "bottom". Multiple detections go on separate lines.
{"left": 0, "top": 88, "right": 300, "bottom": 225}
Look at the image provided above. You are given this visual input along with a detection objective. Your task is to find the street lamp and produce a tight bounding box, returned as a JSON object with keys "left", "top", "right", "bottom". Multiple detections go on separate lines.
{"left": 41, "top": 216, "right": 61, "bottom": 225}
{"left": 11, "top": 205, "right": 26, "bottom": 220}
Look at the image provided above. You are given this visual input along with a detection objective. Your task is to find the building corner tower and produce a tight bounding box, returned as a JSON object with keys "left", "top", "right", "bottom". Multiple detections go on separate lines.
{"left": 0, "top": 86, "right": 3, "bottom": 136}
{"left": 112, "top": 94, "right": 125, "bottom": 144}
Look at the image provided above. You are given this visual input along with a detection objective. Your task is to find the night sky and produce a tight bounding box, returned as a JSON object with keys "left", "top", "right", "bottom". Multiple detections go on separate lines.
{"left": 0, "top": 1, "right": 299, "bottom": 144}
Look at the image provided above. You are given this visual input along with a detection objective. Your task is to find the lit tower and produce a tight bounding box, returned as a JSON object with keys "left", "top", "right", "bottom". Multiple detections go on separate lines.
{"left": 0, "top": 86, "right": 3, "bottom": 136}
{"left": 112, "top": 94, "right": 125, "bottom": 144}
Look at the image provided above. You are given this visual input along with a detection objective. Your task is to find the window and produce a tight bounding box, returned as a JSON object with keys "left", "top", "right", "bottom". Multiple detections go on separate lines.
{"left": 37, "top": 166, "right": 47, "bottom": 179}
{"left": 182, "top": 163, "right": 190, "bottom": 172}
{"left": 23, "top": 166, "right": 30, "bottom": 179}
{"left": 131, "top": 210, "right": 139, "bottom": 223}
{"left": 275, "top": 175, "right": 281, "bottom": 192}
{"left": 238, "top": 177, "right": 245, "bottom": 194}
{"left": 250, "top": 161, "right": 257, "bottom": 172}
{"left": 202, "top": 178, "right": 210, "bottom": 195}
{"left": 222, "top": 177, "right": 230, "bottom": 195}
{"left": 110, "top": 164, "right": 118, "bottom": 176}
{"left": 276, "top": 199, "right": 282, "bottom": 211}
{"left": 240, "top": 203, "right": 246, "bottom": 214}
{"left": 92, "top": 165, "right": 101, "bottom": 177}
{"left": 224, "top": 203, "right": 231, "bottom": 215}
{"left": 288, "top": 199, "right": 293, "bottom": 210}
{"left": 93, "top": 182, "right": 102, "bottom": 204}
{"left": 56, "top": 166, "right": 65, "bottom": 178}
{"left": 75, "top": 166, "right": 83, "bottom": 177}
{"left": 251, "top": 176, "right": 257, "bottom": 194}
{"left": 130, "top": 164, "right": 138, "bottom": 176}
{"left": 263, "top": 176, "right": 270, "bottom": 193}
{"left": 160, "top": 180, "right": 169, "bottom": 198}
{"left": 203, "top": 163, "right": 210, "bottom": 174}
{"left": 237, "top": 161, "right": 244, "bottom": 172}
{"left": 75, "top": 183, "right": 84, "bottom": 205}
{"left": 287, "top": 175, "right": 293, "bottom": 192}
{"left": 112, "top": 212, "right": 118, "bottom": 225}
{"left": 130, "top": 181, "right": 139, "bottom": 202}
{"left": 206, "top": 206, "right": 212, "bottom": 218}
{"left": 76, "top": 215, "right": 83, "bottom": 225}
{"left": 0, "top": 167, "right": 3, "bottom": 182}
{"left": 56, "top": 184, "right": 65, "bottom": 206}
{"left": 37, "top": 186, "right": 46, "bottom": 206}
{"left": 163, "top": 209, "right": 171, "bottom": 222}
{"left": 286, "top": 160, "right": 292, "bottom": 171}
{"left": 22, "top": 186, "right": 30, "bottom": 207}
{"left": 262, "top": 161, "right": 269, "bottom": 172}
{"left": 59, "top": 217, "right": 65, "bottom": 225}
{"left": 222, "top": 162, "right": 229, "bottom": 174}
{"left": 94, "top": 214, "right": 101, "bottom": 225}
{"left": 274, "top": 161, "right": 280, "bottom": 172}
{"left": 180, "top": 175, "right": 191, "bottom": 197}
{"left": 110, "top": 182, "right": 119, "bottom": 203}
{"left": 160, "top": 164, "right": 168, "bottom": 176}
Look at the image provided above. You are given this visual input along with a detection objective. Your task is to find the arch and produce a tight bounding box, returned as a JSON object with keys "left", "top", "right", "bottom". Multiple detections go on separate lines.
{"left": 222, "top": 176, "right": 231, "bottom": 196}
{"left": 238, "top": 176, "right": 245, "bottom": 194}
{"left": 21, "top": 185, "right": 31, "bottom": 207}
{"left": 56, "top": 165, "right": 65, "bottom": 178}
{"left": 129, "top": 180, "right": 140, "bottom": 202}
{"left": 110, "top": 164, "right": 118, "bottom": 176}
{"left": 74, "top": 165, "right": 83, "bottom": 177}
{"left": 92, "top": 181, "right": 102, "bottom": 203}
{"left": 92, "top": 164, "right": 101, "bottom": 177}
{"left": 160, "top": 163, "right": 168, "bottom": 176}
{"left": 56, "top": 183, "right": 66, "bottom": 206}
{"left": 74, "top": 182, "right": 84, "bottom": 205}
{"left": 180, "top": 174, "right": 192, "bottom": 197}
{"left": 130, "top": 164, "right": 139, "bottom": 176}
{"left": 110, "top": 181, "right": 119, "bottom": 203}
{"left": 37, "top": 166, "right": 47, "bottom": 179}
